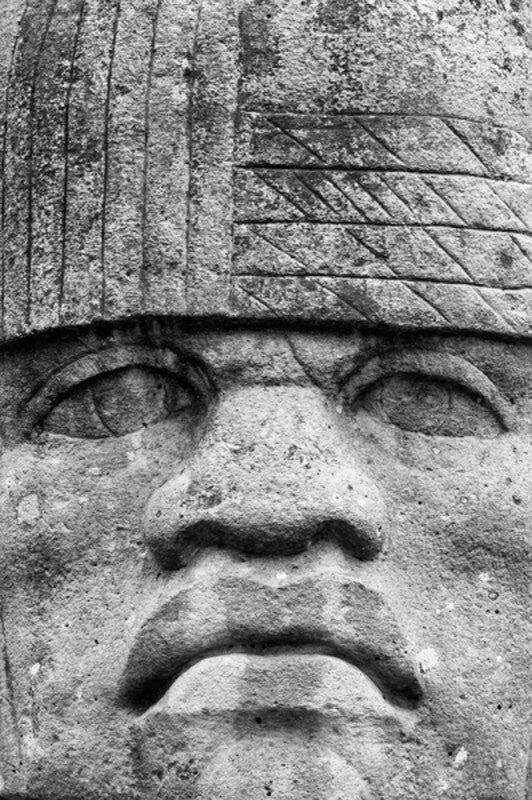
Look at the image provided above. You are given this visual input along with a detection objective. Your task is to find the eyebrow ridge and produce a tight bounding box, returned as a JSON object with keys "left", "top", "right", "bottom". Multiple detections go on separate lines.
{"left": 342, "top": 348, "right": 516, "bottom": 431}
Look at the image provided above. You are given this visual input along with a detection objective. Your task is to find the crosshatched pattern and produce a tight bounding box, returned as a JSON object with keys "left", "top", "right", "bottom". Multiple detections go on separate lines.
{"left": 1, "top": 1, "right": 532, "bottom": 340}
{"left": 231, "top": 113, "right": 532, "bottom": 336}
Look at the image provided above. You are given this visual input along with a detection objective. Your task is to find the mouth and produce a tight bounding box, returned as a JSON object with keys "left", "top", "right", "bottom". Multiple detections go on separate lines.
{"left": 120, "top": 568, "right": 423, "bottom": 714}
{"left": 126, "top": 640, "right": 422, "bottom": 715}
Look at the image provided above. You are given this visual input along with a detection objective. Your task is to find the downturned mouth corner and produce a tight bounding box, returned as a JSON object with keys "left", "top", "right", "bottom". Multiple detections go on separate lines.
{"left": 121, "top": 636, "right": 423, "bottom": 716}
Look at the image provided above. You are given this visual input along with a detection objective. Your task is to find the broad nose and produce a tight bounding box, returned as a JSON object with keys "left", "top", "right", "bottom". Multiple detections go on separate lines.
{"left": 144, "top": 386, "right": 386, "bottom": 568}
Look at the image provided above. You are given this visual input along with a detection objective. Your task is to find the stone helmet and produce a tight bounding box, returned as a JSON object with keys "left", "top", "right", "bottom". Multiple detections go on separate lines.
{"left": 1, "top": 0, "right": 531, "bottom": 339}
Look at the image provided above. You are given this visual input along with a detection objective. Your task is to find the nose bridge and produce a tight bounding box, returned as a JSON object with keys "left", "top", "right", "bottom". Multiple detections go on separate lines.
{"left": 144, "top": 385, "right": 386, "bottom": 567}
{"left": 207, "top": 385, "right": 338, "bottom": 484}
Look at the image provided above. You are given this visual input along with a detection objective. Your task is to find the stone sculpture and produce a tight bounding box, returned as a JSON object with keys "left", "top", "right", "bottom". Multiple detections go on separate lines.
{"left": 0, "top": 1, "right": 530, "bottom": 798}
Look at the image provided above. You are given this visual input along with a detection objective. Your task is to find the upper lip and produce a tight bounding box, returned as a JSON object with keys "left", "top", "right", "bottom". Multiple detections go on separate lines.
{"left": 120, "top": 567, "right": 423, "bottom": 714}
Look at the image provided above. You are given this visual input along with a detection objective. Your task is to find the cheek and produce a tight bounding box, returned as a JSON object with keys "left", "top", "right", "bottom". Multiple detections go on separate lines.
{"left": 0, "top": 428, "right": 193, "bottom": 685}
{"left": 374, "top": 434, "right": 531, "bottom": 779}
{"left": 382, "top": 434, "right": 531, "bottom": 637}
{"left": 375, "top": 432, "right": 531, "bottom": 573}
{"left": 0, "top": 443, "right": 144, "bottom": 585}
{"left": 0, "top": 427, "right": 196, "bottom": 791}
{"left": 0, "top": 423, "right": 196, "bottom": 584}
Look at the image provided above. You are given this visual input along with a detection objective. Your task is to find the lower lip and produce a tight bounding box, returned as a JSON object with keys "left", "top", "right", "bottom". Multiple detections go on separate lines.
{"left": 141, "top": 652, "right": 416, "bottom": 725}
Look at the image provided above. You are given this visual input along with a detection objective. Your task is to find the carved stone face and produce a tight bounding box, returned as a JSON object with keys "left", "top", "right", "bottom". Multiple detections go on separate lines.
{"left": 0, "top": 320, "right": 530, "bottom": 799}
{"left": 0, "top": 0, "right": 531, "bottom": 797}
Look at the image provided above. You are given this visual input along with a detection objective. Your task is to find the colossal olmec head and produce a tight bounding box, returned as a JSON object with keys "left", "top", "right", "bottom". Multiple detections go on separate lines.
{"left": 0, "top": 2, "right": 531, "bottom": 800}
{"left": 0, "top": 0, "right": 531, "bottom": 340}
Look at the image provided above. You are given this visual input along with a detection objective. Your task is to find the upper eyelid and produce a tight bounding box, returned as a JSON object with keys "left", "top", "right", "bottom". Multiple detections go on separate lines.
{"left": 341, "top": 349, "right": 516, "bottom": 431}
{"left": 21, "top": 345, "right": 211, "bottom": 431}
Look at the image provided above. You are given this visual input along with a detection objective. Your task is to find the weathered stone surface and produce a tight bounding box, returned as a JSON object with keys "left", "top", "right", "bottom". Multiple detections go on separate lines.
{"left": 0, "top": 323, "right": 530, "bottom": 799}
{"left": 0, "top": 2, "right": 531, "bottom": 800}
{"left": 1, "top": 0, "right": 532, "bottom": 337}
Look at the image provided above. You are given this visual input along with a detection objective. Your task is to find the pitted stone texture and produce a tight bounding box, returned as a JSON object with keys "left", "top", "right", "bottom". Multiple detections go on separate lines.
{"left": 0, "top": 0, "right": 204, "bottom": 336}
{"left": 237, "top": 0, "right": 531, "bottom": 125}
{"left": 0, "top": 324, "right": 530, "bottom": 799}
{"left": 1, "top": 1, "right": 532, "bottom": 338}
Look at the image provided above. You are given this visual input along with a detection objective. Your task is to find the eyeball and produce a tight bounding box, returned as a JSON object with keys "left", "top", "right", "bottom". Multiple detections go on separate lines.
{"left": 357, "top": 373, "right": 503, "bottom": 438}
{"left": 42, "top": 366, "right": 197, "bottom": 439}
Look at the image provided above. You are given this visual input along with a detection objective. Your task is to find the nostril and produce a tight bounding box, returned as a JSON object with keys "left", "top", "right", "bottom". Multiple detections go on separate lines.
{"left": 143, "top": 468, "right": 386, "bottom": 568}
{"left": 315, "top": 519, "right": 385, "bottom": 561}
{"left": 146, "top": 520, "right": 228, "bottom": 570}
{"left": 147, "top": 518, "right": 317, "bottom": 570}
{"left": 145, "top": 511, "right": 385, "bottom": 571}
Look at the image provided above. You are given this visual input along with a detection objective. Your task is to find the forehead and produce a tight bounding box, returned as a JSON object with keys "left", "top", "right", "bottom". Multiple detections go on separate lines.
{"left": 5, "top": 319, "right": 532, "bottom": 390}
{"left": 1, "top": 0, "right": 531, "bottom": 342}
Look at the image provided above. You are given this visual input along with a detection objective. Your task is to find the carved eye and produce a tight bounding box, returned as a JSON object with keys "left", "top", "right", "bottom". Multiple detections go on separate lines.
{"left": 357, "top": 373, "right": 503, "bottom": 438}
{"left": 41, "top": 366, "right": 196, "bottom": 439}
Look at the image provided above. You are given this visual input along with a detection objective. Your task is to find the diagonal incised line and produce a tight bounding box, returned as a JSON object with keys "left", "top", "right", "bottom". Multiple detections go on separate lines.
{"left": 244, "top": 226, "right": 314, "bottom": 273}
{"left": 378, "top": 173, "right": 420, "bottom": 218}
{"left": 422, "top": 227, "right": 475, "bottom": 283}
{"left": 354, "top": 117, "right": 406, "bottom": 165}
{"left": 251, "top": 169, "right": 308, "bottom": 218}
{"left": 472, "top": 286, "right": 519, "bottom": 333}
{"left": 442, "top": 118, "right": 490, "bottom": 173}
{"left": 343, "top": 226, "right": 386, "bottom": 260}
{"left": 236, "top": 281, "right": 282, "bottom": 316}
{"left": 511, "top": 234, "right": 532, "bottom": 267}
{"left": 294, "top": 171, "right": 396, "bottom": 263}
{"left": 266, "top": 116, "right": 324, "bottom": 164}
{"left": 422, "top": 176, "right": 469, "bottom": 226}
{"left": 323, "top": 173, "right": 372, "bottom": 222}
{"left": 402, "top": 281, "right": 455, "bottom": 324}
{"left": 294, "top": 171, "right": 343, "bottom": 218}
{"left": 314, "top": 278, "right": 371, "bottom": 320}
{"left": 353, "top": 175, "right": 394, "bottom": 220}
{"left": 487, "top": 182, "right": 529, "bottom": 231}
